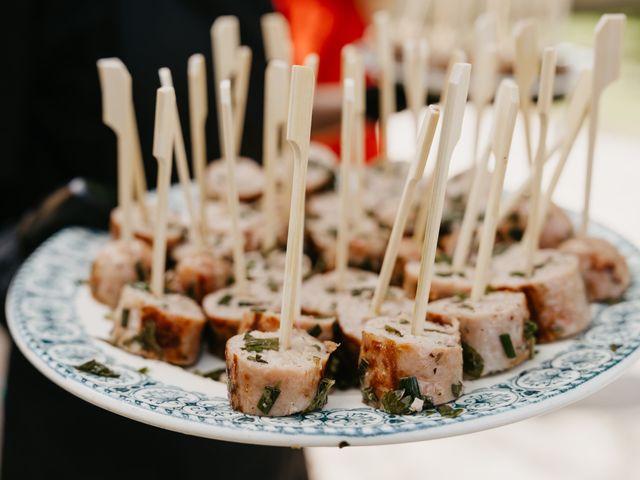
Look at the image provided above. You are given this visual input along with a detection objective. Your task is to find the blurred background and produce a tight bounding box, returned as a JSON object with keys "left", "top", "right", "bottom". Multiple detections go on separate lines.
{"left": 1, "top": 0, "right": 639, "bottom": 479}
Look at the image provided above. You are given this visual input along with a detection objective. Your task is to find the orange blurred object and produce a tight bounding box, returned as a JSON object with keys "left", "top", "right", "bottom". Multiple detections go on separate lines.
{"left": 273, "top": 0, "right": 366, "bottom": 84}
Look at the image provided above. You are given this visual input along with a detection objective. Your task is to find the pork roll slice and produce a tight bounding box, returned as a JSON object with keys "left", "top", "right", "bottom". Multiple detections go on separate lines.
{"left": 112, "top": 284, "right": 206, "bottom": 365}
{"left": 202, "top": 286, "right": 278, "bottom": 354}
{"left": 428, "top": 291, "right": 533, "bottom": 378}
{"left": 492, "top": 248, "right": 591, "bottom": 342}
{"left": 360, "top": 314, "right": 463, "bottom": 410}
{"left": 300, "top": 269, "right": 378, "bottom": 317}
{"left": 245, "top": 250, "right": 312, "bottom": 287}
{"left": 172, "top": 250, "right": 232, "bottom": 302}
{"left": 497, "top": 200, "right": 573, "bottom": 249}
{"left": 403, "top": 260, "right": 474, "bottom": 300}
{"left": 226, "top": 329, "right": 338, "bottom": 416}
{"left": 205, "top": 157, "right": 265, "bottom": 202}
{"left": 90, "top": 239, "right": 152, "bottom": 308}
{"left": 110, "top": 204, "right": 186, "bottom": 250}
{"left": 239, "top": 309, "right": 337, "bottom": 342}
{"left": 203, "top": 200, "right": 264, "bottom": 252}
{"left": 559, "top": 236, "right": 631, "bottom": 302}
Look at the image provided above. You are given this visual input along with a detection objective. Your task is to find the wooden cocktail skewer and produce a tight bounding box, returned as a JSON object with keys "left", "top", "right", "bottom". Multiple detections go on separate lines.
{"left": 158, "top": 68, "right": 203, "bottom": 248}
{"left": 220, "top": 80, "right": 248, "bottom": 295}
{"left": 127, "top": 80, "right": 150, "bottom": 223}
{"left": 187, "top": 54, "right": 209, "bottom": 237}
{"left": 336, "top": 78, "right": 356, "bottom": 290}
{"left": 513, "top": 20, "right": 539, "bottom": 167}
{"left": 522, "top": 47, "right": 557, "bottom": 277}
{"left": 261, "top": 12, "right": 292, "bottom": 63}
{"left": 262, "top": 59, "right": 290, "bottom": 252}
{"left": 233, "top": 46, "right": 252, "bottom": 154}
{"left": 304, "top": 53, "right": 319, "bottom": 80}
{"left": 412, "top": 48, "right": 467, "bottom": 246}
{"left": 97, "top": 58, "right": 134, "bottom": 246}
{"left": 402, "top": 37, "right": 429, "bottom": 132}
{"left": 370, "top": 106, "right": 440, "bottom": 315}
{"left": 538, "top": 69, "right": 592, "bottom": 227}
{"left": 471, "top": 80, "right": 520, "bottom": 301}
{"left": 470, "top": 14, "right": 498, "bottom": 166}
{"left": 150, "top": 86, "right": 176, "bottom": 297}
{"left": 279, "top": 66, "right": 315, "bottom": 350}
{"left": 351, "top": 49, "right": 367, "bottom": 231}
{"left": 497, "top": 70, "right": 591, "bottom": 224}
{"left": 581, "top": 14, "right": 626, "bottom": 235}
{"left": 411, "top": 63, "right": 471, "bottom": 336}
{"left": 373, "top": 10, "right": 396, "bottom": 163}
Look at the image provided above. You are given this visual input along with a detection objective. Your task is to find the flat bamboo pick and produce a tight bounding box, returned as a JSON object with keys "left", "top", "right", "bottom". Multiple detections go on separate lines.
{"left": 126, "top": 75, "right": 149, "bottom": 223}
{"left": 97, "top": 58, "right": 134, "bottom": 245}
{"left": 304, "top": 53, "right": 320, "bottom": 80}
{"left": 233, "top": 46, "right": 252, "bottom": 155}
{"left": 581, "top": 14, "right": 626, "bottom": 235}
{"left": 513, "top": 20, "right": 539, "bottom": 167}
{"left": 151, "top": 86, "right": 176, "bottom": 297}
{"left": 402, "top": 40, "right": 418, "bottom": 128}
{"left": 452, "top": 75, "right": 514, "bottom": 274}
{"left": 471, "top": 81, "right": 520, "bottom": 301}
{"left": 352, "top": 50, "right": 367, "bottom": 231}
{"left": 188, "top": 54, "right": 209, "bottom": 237}
{"left": 538, "top": 69, "right": 592, "bottom": 226}
{"left": 261, "top": 60, "right": 290, "bottom": 251}
{"left": 487, "top": 0, "right": 510, "bottom": 44}
{"left": 470, "top": 14, "right": 498, "bottom": 165}
{"left": 370, "top": 106, "right": 440, "bottom": 315}
{"left": 279, "top": 66, "right": 315, "bottom": 350}
{"left": 261, "top": 12, "right": 293, "bottom": 63}
{"left": 220, "top": 80, "right": 248, "bottom": 295}
{"left": 336, "top": 78, "right": 355, "bottom": 290}
{"left": 411, "top": 63, "right": 471, "bottom": 336}
{"left": 439, "top": 49, "right": 466, "bottom": 108}
{"left": 523, "top": 47, "right": 557, "bottom": 277}
{"left": 158, "top": 68, "right": 203, "bottom": 248}
{"left": 373, "top": 11, "right": 396, "bottom": 162}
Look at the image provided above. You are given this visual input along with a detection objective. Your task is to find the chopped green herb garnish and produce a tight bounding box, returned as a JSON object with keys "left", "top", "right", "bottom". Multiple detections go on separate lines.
{"left": 75, "top": 359, "right": 120, "bottom": 378}
{"left": 137, "top": 367, "right": 149, "bottom": 374}
{"left": 267, "top": 279, "right": 279, "bottom": 293}
{"left": 357, "top": 358, "right": 369, "bottom": 383}
{"left": 218, "top": 293, "right": 233, "bottom": 306}
{"left": 121, "top": 308, "right": 130, "bottom": 328}
{"left": 250, "top": 307, "right": 267, "bottom": 313}
{"left": 238, "top": 300, "right": 259, "bottom": 307}
{"left": 351, "top": 287, "right": 374, "bottom": 297}
{"left": 185, "top": 283, "right": 197, "bottom": 300}
{"left": 451, "top": 382, "right": 463, "bottom": 398}
{"left": 398, "top": 376, "right": 421, "bottom": 400}
{"left": 453, "top": 292, "right": 469, "bottom": 302}
{"left": 437, "top": 271, "right": 454, "bottom": 277}
{"left": 325, "top": 286, "right": 337, "bottom": 294}
{"left": 510, "top": 271, "right": 526, "bottom": 277}
{"left": 384, "top": 325, "right": 403, "bottom": 337}
{"left": 459, "top": 302, "right": 474, "bottom": 311}
{"left": 437, "top": 404, "right": 464, "bottom": 418}
{"left": 610, "top": 343, "right": 621, "bottom": 352}
{"left": 307, "top": 324, "right": 322, "bottom": 337}
{"left": 257, "top": 385, "right": 281, "bottom": 414}
{"left": 134, "top": 261, "right": 146, "bottom": 282}
{"left": 435, "top": 252, "right": 452, "bottom": 264}
{"left": 462, "top": 342, "right": 484, "bottom": 379}
{"left": 485, "top": 285, "right": 498, "bottom": 294}
{"left": 399, "top": 318, "right": 409, "bottom": 325}
{"left": 242, "top": 332, "right": 279, "bottom": 353}
{"left": 304, "top": 378, "right": 335, "bottom": 412}
{"left": 196, "top": 368, "right": 226, "bottom": 381}
{"left": 130, "top": 281, "right": 150, "bottom": 292}
{"left": 499, "top": 334, "right": 517, "bottom": 359}
{"left": 362, "top": 387, "right": 378, "bottom": 404}
{"left": 248, "top": 354, "right": 268, "bottom": 364}
{"left": 524, "top": 321, "right": 538, "bottom": 340}
{"left": 125, "top": 320, "right": 162, "bottom": 355}
{"left": 380, "top": 389, "right": 413, "bottom": 415}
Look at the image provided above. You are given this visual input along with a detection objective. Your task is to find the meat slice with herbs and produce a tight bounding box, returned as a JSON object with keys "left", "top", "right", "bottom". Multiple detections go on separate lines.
{"left": 110, "top": 204, "right": 186, "bottom": 251}
{"left": 112, "top": 284, "right": 206, "bottom": 365}
{"left": 403, "top": 260, "right": 474, "bottom": 300}
{"left": 226, "top": 329, "right": 338, "bottom": 416}
{"left": 497, "top": 201, "right": 573, "bottom": 249}
{"left": 492, "top": 247, "right": 591, "bottom": 342}
{"left": 90, "top": 239, "right": 152, "bottom": 308}
{"left": 359, "top": 314, "right": 463, "bottom": 410}
{"left": 300, "top": 269, "right": 378, "bottom": 317}
{"left": 171, "top": 250, "right": 232, "bottom": 303}
{"left": 559, "top": 236, "right": 630, "bottom": 302}
{"left": 428, "top": 291, "right": 532, "bottom": 378}
{"left": 205, "top": 157, "right": 265, "bottom": 202}
{"left": 239, "top": 309, "right": 337, "bottom": 342}
{"left": 202, "top": 286, "right": 278, "bottom": 355}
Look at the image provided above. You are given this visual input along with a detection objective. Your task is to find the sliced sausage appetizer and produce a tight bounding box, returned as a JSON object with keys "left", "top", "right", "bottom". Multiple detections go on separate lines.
{"left": 205, "top": 157, "right": 265, "bottom": 202}
{"left": 90, "top": 238, "right": 152, "bottom": 308}
{"left": 110, "top": 204, "right": 186, "bottom": 250}
{"left": 403, "top": 260, "right": 474, "bottom": 300}
{"left": 112, "top": 284, "right": 206, "bottom": 366}
{"left": 171, "top": 250, "right": 232, "bottom": 303}
{"left": 497, "top": 200, "right": 573, "bottom": 249}
{"left": 428, "top": 291, "right": 532, "bottom": 378}
{"left": 559, "top": 236, "right": 631, "bottom": 302}
{"left": 239, "top": 309, "right": 337, "bottom": 342}
{"left": 226, "top": 329, "right": 338, "bottom": 416}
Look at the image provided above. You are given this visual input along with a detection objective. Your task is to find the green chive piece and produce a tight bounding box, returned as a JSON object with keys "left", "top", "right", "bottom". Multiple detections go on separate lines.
{"left": 196, "top": 368, "right": 226, "bottom": 381}
{"left": 380, "top": 389, "right": 413, "bottom": 415}
{"left": 437, "top": 404, "right": 464, "bottom": 418}
{"left": 357, "top": 358, "right": 369, "bottom": 383}
{"left": 362, "top": 387, "right": 378, "bottom": 404}
{"left": 247, "top": 354, "right": 268, "bottom": 364}
{"left": 384, "top": 325, "right": 403, "bottom": 337}
{"left": 509, "top": 271, "right": 526, "bottom": 277}
{"left": 218, "top": 293, "right": 233, "bottom": 306}
{"left": 125, "top": 320, "right": 162, "bottom": 354}
{"left": 462, "top": 342, "right": 484, "bottom": 379}
{"left": 121, "top": 308, "right": 130, "bottom": 328}
{"left": 610, "top": 343, "right": 621, "bottom": 352}
{"left": 451, "top": 382, "right": 463, "bottom": 398}
{"left": 499, "top": 334, "right": 517, "bottom": 359}
{"left": 523, "top": 321, "right": 538, "bottom": 340}
{"left": 257, "top": 385, "right": 281, "bottom": 414}
{"left": 75, "top": 359, "right": 120, "bottom": 378}
{"left": 137, "top": 367, "right": 149, "bottom": 374}
{"left": 398, "top": 376, "right": 421, "bottom": 400}
{"left": 242, "top": 332, "right": 279, "bottom": 353}
{"left": 304, "top": 378, "right": 335, "bottom": 412}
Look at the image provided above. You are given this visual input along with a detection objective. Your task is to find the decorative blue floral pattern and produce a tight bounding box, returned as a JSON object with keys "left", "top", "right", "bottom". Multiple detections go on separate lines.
{"left": 6, "top": 224, "right": 640, "bottom": 446}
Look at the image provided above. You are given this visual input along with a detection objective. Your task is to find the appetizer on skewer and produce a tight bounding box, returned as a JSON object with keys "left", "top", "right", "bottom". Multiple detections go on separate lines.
{"left": 113, "top": 86, "right": 206, "bottom": 366}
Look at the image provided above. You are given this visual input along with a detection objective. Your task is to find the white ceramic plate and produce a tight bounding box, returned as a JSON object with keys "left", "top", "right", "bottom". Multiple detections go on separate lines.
{"left": 6, "top": 212, "right": 640, "bottom": 447}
